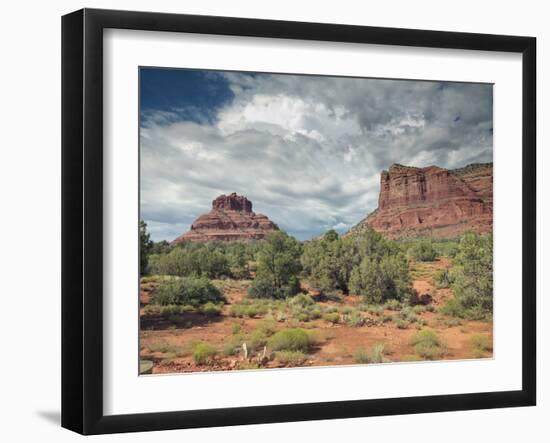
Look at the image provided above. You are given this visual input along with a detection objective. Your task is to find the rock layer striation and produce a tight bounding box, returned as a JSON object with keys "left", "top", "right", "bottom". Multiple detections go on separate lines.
{"left": 172, "top": 193, "right": 279, "bottom": 243}
{"left": 350, "top": 163, "right": 493, "bottom": 239}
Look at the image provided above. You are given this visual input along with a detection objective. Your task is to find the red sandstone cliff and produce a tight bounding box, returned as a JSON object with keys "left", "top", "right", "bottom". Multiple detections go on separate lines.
{"left": 349, "top": 163, "right": 493, "bottom": 239}
{"left": 172, "top": 193, "right": 279, "bottom": 243}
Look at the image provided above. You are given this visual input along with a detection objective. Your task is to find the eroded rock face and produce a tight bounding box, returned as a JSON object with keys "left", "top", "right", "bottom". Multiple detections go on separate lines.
{"left": 350, "top": 163, "right": 493, "bottom": 239}
{"left": 172, "top": 193, "right": 279, "bottom": 243}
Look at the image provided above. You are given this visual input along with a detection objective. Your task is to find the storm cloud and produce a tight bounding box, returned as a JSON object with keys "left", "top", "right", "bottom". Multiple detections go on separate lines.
{"left": 140, "top": 70, "right": 492, "bottom": 241}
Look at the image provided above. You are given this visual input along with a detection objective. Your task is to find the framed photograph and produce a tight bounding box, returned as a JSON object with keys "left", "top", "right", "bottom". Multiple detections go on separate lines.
{"left": 62, "top": 8, "right": 536, "bottom": 435}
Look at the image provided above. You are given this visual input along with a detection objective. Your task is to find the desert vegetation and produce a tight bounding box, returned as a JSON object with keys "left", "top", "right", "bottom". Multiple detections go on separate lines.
{"left": 139, "top": 223, "right": 493, "bottom": 374}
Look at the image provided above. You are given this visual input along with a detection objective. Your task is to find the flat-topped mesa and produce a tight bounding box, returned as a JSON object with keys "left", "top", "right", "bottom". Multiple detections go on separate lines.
{"left": 172, "top": 193, "right": 279, "bottom": 244}
{"left": 349, "top": 162, "right": 493, "bottom": 239}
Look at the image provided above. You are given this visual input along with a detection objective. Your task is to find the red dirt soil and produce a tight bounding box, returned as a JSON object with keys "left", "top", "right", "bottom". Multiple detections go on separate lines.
{"left": 140, "top": 257, "right": 492, "bottom": 374}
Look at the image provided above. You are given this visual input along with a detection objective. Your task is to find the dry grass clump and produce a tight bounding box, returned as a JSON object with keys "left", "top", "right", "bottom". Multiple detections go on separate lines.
{"left": 410, "top": 329, "right": 447, "bottom": 360}
{"left": 353, "top": 343, "right": 390, "bottom": 364}
{"left": 471, "top": 334, "right": 492, "bottom": 358}
{"left": 275, "top": 350, "right": 307, "bottom": 366}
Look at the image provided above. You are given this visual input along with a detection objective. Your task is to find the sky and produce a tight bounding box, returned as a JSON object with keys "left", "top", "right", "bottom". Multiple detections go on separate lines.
{"left": 140, "top": 68, "right": 493, "bottom": 242}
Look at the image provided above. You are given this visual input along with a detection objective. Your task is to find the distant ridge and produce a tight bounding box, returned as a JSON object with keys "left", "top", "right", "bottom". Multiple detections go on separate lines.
{"left": 347, "top": 162, "right": 493, "bottom": 239}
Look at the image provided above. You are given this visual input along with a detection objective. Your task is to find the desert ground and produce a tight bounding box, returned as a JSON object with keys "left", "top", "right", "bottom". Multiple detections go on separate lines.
{"left": 139, "top": 256, "right": 493, "bottom": 374}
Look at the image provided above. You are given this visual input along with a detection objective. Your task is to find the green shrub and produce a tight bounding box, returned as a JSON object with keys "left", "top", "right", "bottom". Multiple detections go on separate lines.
{"left": 146, "top": 341, "right": 192, "bottom": 358}
{"left": 149, "top": 245, "right": 230, "bottom": 278}
{"left": 395, "top": 319, "right": 409, "bottom": 329}
{"left": 287, "top": 296, "right": 322, "bottom": 322}
{"left": 323, "top": 312, "right": 340, "bottom": 324}
{"left": 345, "top": 310, "right": 365, "bottom": 327}
{"left": 305, "top": 329, "right": 325, "bottom": 346}
{"left": 301, "top": 234, "right": 354, "bottom": 294}
{"left": 159, "top": 305, "right": 180, "bottom": 317}
{"left": 268, "top": 328, "right": 312, "bottom": 352}
{"left": 235, "top": 361, "right": 262, "bottom": 370}
{"left": 322, "top": 292, "right": 343, "bottom": 302}
{"left": 222, "top": 338, "right": 242, "bottom": 356}
{"left": 246, "top": 329, "right": 269, "bottom": 353}
{"left": 340, "top": 306, "right": 354, "bottom": 315}
{"left": 399, "top": 307, "right": 418, "bottom": 323}
{"left": 249, "top": 232, "right": 302, "bottom": 299}
{"left": 229, "top": 300, "right": 269, "bottom": 318}
{"left": 200, "top": 302, "right": 222, "bottom": 316}
{"left": 440, "top": 296, "right": 491, "bottom": 321}
{"left": 444, "top": 317, "right": 462, "bottom": 327}
{"left": 142, "top": 304, "right": 161, "bottom": 316}
{"left": 353, "top": 343, "right": 389, "bottom": 364}
{"left": 153, "top": 276, "right": 225, "bottom": 306}
{"left": 443, "top": 232, "right": 493, "bottom": 319}
{"left": 384, "top": 299, "right": 402, "bottom": 311}
{"left": 349, "top": 254, "right": 412, "bottom": 304}
{"left": 368, "top": 305, "right": 384, "bottom": 316}
{"left": 192, "top": 342, "right": 217, "bottom": 365}
{"left": 410, "top": 329, "right": 446, "bottom": 360}
{"left": 248, "top": 277, "right": 301, "bottom": 300}
{"left": 471, "top": 334, "right": 492, "bottom": 354}
{"left": 412, "top": 305, "right": 427, "bottom": 314}
{"left": 408, "top": 240, "right": 438, "bottom": 262}
{"left": 289, "top": 293, "right": 315, "bottom": 307}
{"left": 302, "top": 227, "right": 404, "bottom": 296}
{"left": 231, "top": 323, "right": 241, "bottom": 335}
{"left": 275, "top": 350, "right": 307, "bottom": 366}
{"left": 140, "top": 275, "right": 160, "bottom": 284}
{"left": 434, "top": 268, "right": 454, "bottom": 288}
{"left": 142, "top": 304, "right": 194, "bottom": 318}
{"left": 433, "top": 240, "right": 460, "bottom": 258}
{"left": 353, "top": 348, "right": 371, "bottom": 364}
{"left": 256, "top": 319, "right": 277, "bottom": 336}
{"left": 323, "top": 229, "right": 339, "bottom": 242}
{"left": 140, "top": 220, "right": 153, "bottom": 275}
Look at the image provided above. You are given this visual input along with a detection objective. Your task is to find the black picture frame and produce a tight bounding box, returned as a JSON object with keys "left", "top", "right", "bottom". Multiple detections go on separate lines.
{"left": 61, "top": 8, "right": 536, "bottom": 435}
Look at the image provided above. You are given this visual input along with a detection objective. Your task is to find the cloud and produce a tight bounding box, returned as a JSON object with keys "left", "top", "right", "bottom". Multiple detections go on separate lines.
{"left": 141, "top": 72, "right": 492, "bottom": 241}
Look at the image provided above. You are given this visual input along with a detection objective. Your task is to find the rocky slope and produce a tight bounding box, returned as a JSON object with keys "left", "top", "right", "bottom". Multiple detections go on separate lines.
{"left": 349, "top": 163, "right": 493, "bottom": 239}
{"left": 172, "top": 193, "right": 279, "bottom": 243}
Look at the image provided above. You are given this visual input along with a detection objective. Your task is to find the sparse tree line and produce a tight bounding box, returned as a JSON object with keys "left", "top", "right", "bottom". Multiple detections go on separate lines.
{"left": 140, "top": 220, "right": 493, "bottom": 320}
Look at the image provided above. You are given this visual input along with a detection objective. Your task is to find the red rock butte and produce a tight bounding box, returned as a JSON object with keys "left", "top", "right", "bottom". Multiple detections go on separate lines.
{"left": 172, "top": 193, "right": 280, "bottom": 243}
{"left": 349, "top": 162, "right": 493, "bottom": 239}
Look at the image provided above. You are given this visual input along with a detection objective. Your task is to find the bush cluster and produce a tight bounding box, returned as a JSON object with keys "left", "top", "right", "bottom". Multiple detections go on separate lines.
{"left": 152, "top": 276, "right": 225, "bottom": 307}
{"left": 434, "top": 268, "right": 454, "bottom": 288}
{"left": 267, "top": 328, "right": 312, "bottom": 352}
{"left": 148, "top": 246, "right": 230, "bottom": 279}
{"left": 302, "top": 227, "right": 413, "bottom": 304}
{"left": 192, "top": 342, "right": 217, "bottom": 365}
{"left": 471, "top": 334, "right": 492, "bottom": 357}
{"left": 275, "top": 350, "right": 307, "bottom": 366}
{"left": 349, "top": 253, "right": 412, "bottom": 304}
{"left": 410, "top": 329, "right": 446, "bottom": 360}
{"left": 353, "top": 343, "right": 389, "bottom": 364}
{"left": 248, "top": 232, "right": 303, "bottom": 299}
{"left": 407, "top": 239, "right": 438, "bottom": 262}
{"left": 440, "top": 232, "right": 493, "bottom": 319}
{"left": 147, "top": 241, "right": 260, "bottom": 279}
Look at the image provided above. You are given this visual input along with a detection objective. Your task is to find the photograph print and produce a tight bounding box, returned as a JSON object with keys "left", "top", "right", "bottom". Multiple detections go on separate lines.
{"left": 138, "top": 68, "right": 493, "bottom": 375}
